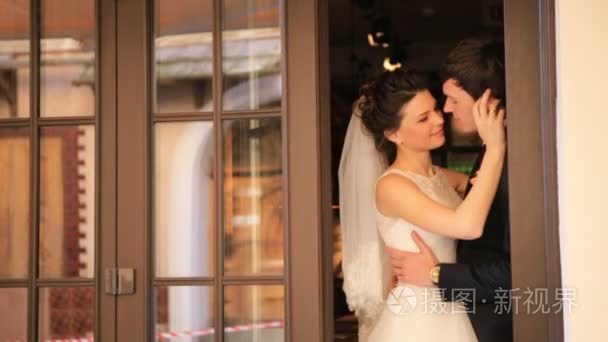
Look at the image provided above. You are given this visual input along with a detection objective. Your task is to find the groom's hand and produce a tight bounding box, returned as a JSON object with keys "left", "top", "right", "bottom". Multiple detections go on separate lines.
{"left": 385, "top": 231, "right": 439, "bottom": 287}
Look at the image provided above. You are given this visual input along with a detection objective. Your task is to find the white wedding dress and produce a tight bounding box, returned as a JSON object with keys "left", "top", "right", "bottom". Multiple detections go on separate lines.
{"left": 367, "top": 166, "right": 478, "bottom": 342}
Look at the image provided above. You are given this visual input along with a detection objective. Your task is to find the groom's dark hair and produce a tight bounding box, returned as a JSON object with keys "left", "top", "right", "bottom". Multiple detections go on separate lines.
{"left": 440, "top": 36, "right": 506, "bottom": 102}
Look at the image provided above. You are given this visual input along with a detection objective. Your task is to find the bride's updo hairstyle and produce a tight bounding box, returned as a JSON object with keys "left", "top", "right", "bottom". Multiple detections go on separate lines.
{"left": 358, "top": 69, "right": 429, "bottom": 164}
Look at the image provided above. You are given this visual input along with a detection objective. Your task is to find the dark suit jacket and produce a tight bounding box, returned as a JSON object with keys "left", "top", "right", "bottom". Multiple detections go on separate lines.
{"left": 438, "top": 150, "right": 513, "bottom": 342}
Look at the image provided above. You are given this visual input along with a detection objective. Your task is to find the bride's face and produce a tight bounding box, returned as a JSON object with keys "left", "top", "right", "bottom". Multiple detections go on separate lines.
{"left": 386, "top": 89, "right": 446, "bottom": 152}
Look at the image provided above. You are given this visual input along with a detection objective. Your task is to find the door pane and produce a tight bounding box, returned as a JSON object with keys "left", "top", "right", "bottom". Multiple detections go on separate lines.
{"left": 0, "top": 0, "right": 30, "bottom": 118}
{"left": 38, "top": 287, "right": 94, "bottom": 340}
{"left": 154, "top": 122, "right": 215, "bottom": 278}
{"left": 0, "top": 127, "right": 30, "bottom": 278}
{"left": 222, "top": 0, "right": 282, "bottom": 111}
{"left": 39, "top": 125, "right": 95, "bottom": 278}
{"left": 155, "top": 286, "right": 215, "bottom": 341}
{"left": 41, "top": 0, "right": 95, "bottom": 117}
{"left": 0, "top": 288, "right": 27, "bottom": 341}
{"left": 224, "top": 285, "right": 284, "bottom": 342}
{"left": 222, "top": 118, "right": 283, "bottom": 276}
{"left": 154, "top": 0, "right": 214, "bottom": 114}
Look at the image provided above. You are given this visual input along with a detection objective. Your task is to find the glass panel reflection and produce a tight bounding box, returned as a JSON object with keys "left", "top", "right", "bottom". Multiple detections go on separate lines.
{"left": 223, "top": 118, "right": 283, "bottom": 276}
{"left": 39, "top": 287, "right": 94, "bottom": 340}
{"left": 155, "top": 286, "right": 215, "bottom": 341}
{"left": 222, "top": 0, "right": 282, "bottom": 111}
{"left": 41, "top": 0, "right": 95, "bottom": 117}
{"left": 0, "top": 288, "right": 27, "bottom": 341}
{"left": 0, "top": 0, "right": 30, "bottom": 118}
{"left": 0, "top": 127, "right": 30, "bottom": 278}
{"left": 224, "top": 285, "right": 284, "bottom": 342}
{"left": 39, "top": 125, "right": 95, "bottom": 278}
{"left": 155, "top": 0, "right": 214, "bottom": 114}
{"left": 155, "top": 122, "right": 215, "bottom": 278}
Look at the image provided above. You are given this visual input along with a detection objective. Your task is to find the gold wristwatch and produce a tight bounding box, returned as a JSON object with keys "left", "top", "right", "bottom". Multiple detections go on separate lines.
{"left": 430, "top": 265, "right": 441, "bottom": 285}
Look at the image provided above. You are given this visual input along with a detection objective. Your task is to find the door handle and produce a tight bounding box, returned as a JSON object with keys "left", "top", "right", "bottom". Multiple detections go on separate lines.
{"left": 105, "top": 268, "right": 135, "bottom": 295}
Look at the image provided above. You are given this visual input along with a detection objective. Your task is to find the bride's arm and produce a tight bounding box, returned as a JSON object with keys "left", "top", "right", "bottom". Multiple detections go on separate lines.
{"left": 377, "top": 89, "right": 505, "bottom": 240}
{"left": 376, "top": 145, "right": 505, "bottom": 240}
{"left": 440, "top": 167, "right": 469, "bottom": 195}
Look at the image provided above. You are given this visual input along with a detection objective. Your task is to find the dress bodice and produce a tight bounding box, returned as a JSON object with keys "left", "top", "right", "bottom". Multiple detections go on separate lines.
{"left": 364, "top": 166, "right": 478, "bottom": 342}
{"left": 376, "top": 166, "right": 463, "bottom": 263}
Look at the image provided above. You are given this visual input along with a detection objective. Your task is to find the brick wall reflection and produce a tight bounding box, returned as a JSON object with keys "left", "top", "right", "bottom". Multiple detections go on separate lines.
{"left": 39, "top": 127, "right": 94, "bottom": 339}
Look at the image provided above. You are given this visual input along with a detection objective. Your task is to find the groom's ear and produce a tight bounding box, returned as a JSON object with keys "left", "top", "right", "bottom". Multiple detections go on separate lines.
{"left": 494, "top": 97, "right": 507, "bottom": 117}
{"left": 489, "top": 96, "right": 507, "bottom": 117}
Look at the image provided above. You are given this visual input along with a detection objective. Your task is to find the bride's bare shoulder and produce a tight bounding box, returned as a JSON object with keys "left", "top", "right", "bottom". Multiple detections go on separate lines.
{"left": 376, "top": 172, "right": 419, "bottom": 198}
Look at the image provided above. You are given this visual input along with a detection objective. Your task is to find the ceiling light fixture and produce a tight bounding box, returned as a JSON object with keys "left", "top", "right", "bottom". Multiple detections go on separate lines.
{"left": 383, "top": 57, "right": 401, "bottom": 71}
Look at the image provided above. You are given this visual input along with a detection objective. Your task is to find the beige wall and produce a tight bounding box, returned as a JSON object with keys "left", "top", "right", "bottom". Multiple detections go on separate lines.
{"left": 556, "top": 0, "right": 608, "bottom": 341}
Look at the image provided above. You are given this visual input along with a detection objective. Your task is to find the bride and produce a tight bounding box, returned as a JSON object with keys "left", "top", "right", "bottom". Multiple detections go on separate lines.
{"left": 338, "top": 69, "right": 505, "bottom": 341}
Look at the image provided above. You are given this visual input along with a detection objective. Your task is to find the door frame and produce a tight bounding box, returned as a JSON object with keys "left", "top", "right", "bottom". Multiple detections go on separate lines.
{"left": 503, "top": 0, "right": 562, "bottom": 341}
{"left": 98, "top": 0, "right": 118, "bottom": 340}
{"left": 308, "top": 0, "right": 563, "bottom": 341}
{"left": 284, "top": 0, "right": 327, "bottom": 340}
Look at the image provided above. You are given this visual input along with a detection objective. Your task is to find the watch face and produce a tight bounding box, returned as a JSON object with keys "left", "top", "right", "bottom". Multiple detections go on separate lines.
{"left": 431, "top": 267, "right": 440, "bottom": 283}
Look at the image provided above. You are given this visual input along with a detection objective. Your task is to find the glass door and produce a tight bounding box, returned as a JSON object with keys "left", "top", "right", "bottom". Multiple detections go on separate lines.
{"left": 113, "top": 0, "right": 297, "bottom": 341}
{"left": 0, "top": 0, "right": 101, "bottom": 340}
{"left": 149, "top": 0, "right": 286, "bottom": 341}
{"left": 0, "top": 0, "right": 325, "bottom": 341}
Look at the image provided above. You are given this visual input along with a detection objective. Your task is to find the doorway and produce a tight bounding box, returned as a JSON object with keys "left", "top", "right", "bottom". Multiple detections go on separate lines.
{"left": 322, "top": 0, "right": 562, "bottom": 341}
{"left": 0, "top": 0, "right": 561, "bottom": 341}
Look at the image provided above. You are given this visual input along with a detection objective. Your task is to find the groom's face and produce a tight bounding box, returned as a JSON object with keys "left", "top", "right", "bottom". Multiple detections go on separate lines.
{"left": 442, "top": 78, "right": 478, "bottom": 135}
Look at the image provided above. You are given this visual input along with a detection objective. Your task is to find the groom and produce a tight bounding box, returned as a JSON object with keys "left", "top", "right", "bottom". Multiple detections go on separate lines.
{"left": 386, "top": 37, "right": 513, "bottom": 342}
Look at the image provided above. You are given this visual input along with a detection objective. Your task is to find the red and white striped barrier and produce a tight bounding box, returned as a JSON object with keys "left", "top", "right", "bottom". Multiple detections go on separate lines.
{"left": 157, "top": 320, "right": 284, "bottom": 339}
{"left": 41, "top": 320, "right": 285, "bottom": 341}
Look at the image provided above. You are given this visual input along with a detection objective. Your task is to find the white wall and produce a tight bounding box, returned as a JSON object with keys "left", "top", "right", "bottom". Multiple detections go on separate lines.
{"left": 556, "top": 0, "right": 608, "bottom": 341}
